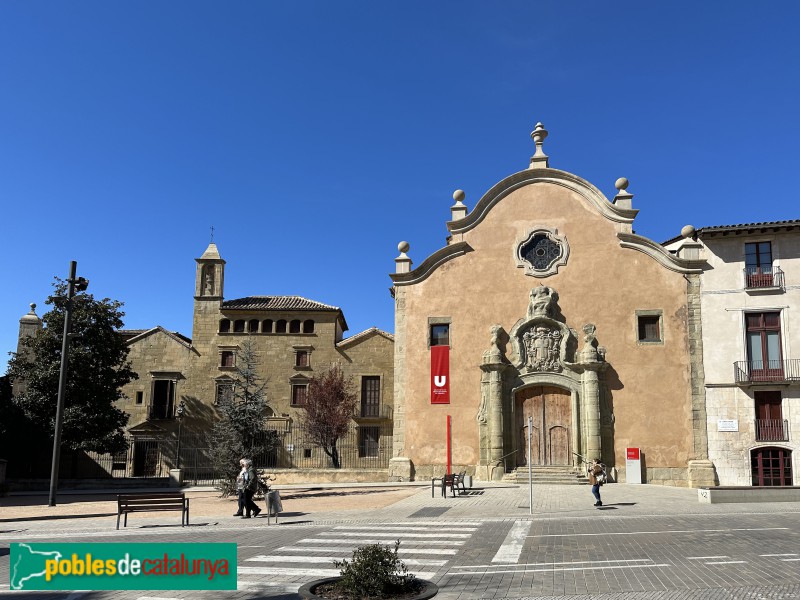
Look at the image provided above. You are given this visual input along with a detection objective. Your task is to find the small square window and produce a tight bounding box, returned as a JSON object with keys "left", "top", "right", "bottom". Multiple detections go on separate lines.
{"left": 291, "top": 384, "right": 308, "bottom": 406}
{"left": 303, "top": 448, "right": 312, "bottom": 459}
{"left": 637, "top": 314, "right": 662, "bottom": 343}
{"left": 295, "top": 350, "right": 309, "bottom": 368}
{"left": 135, "top": 391, "right": 144, "bottom": 405}
{"left": 220, "top": 351, "right": 235, "bottom": 367}
{"left": 216, "top": 382, "right": 234, "bottom": 405}
{"left": 430, "top": 324, "right": 450, "bottom": 346}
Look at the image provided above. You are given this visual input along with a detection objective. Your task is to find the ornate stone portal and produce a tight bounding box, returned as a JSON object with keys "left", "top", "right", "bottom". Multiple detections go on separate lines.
{"left": 477, "top": 286, "right": 610, "bottom": 480}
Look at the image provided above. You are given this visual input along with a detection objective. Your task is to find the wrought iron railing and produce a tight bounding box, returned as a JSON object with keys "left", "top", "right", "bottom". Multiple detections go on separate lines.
{"left": 734, "top": 359, "right": 800, "bottom": 383}
{"left": 355, "top": 404, "right": 393, "bottom": 420}
{"left": 744, "top": 266, "right": 784, "bottom": 290}
{"left": 754, "top": 419, "right": 790, "bottom": 442}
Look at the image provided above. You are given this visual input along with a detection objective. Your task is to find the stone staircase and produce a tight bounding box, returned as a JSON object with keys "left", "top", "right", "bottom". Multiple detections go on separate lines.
{"left": 503, "top": 466, "right": 588, "bottom": 485}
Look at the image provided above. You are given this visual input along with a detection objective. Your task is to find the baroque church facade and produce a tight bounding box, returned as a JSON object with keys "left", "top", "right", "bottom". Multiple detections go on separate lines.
{"left": 388, "top": 123, "right": 716, "bottom": 487}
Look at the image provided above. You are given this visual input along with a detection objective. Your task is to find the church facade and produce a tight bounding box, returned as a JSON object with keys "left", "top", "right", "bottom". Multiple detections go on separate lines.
{"left": 389, "top": 124, "right": 716, "bottom": 487}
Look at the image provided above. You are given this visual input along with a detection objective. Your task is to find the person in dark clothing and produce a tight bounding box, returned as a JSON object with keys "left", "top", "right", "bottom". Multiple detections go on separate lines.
{"left": 233, "top": 458, "right": 261, "bottom": 518}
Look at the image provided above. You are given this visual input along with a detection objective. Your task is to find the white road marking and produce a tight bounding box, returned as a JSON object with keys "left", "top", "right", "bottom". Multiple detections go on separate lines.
{"left": 704, "top": 561, "right": 748, "bottom": 565}
{"left": 449, "top": 563, "right": 671, "bottom": 575}
{"left": 323, "top": 531, "right": 472, "bottom": 538}
{"left": 278, "top": 546, "right": 458, "bottom": 555}
{"left": 780, "top": 558, "right": 800, "bottom": 562}
{"left": 238, "top": 566, "right": 437, "bottom": 579}
{"left": 492, "top": 520, "right": 532, "bottom": 563}
{"left": 136, "top": 597, "right": 181, "bottom": 600}
{"left": 336, "top": 525, "right": 478, "bottom": 532}
{"left": 300, "top": 537, "right": 464, "bottom": 546}
{"left": 238, "top": 545, "right": 266, "bottom": 548}
{"left": 245, "top": 554, "right": 446, "bottom": 567}
{"left": 454, "top": 559, "right": 657, "bottom": 569}
{"left": 688, "top": 556, "right": 728, "bottom": 560}
{"left": 761, "top": 553, "right": 799, "bottom": 557}
{"left": 529, "top": 527, "right": 788, "bottom": 538}
{"left": 237, "top": 582, "right": 298, "bottom": 592}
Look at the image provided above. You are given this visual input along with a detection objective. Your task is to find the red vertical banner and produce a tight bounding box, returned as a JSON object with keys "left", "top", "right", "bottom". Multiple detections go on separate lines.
{"left": 431, "top": 346, "right": 450, "bottom": 404}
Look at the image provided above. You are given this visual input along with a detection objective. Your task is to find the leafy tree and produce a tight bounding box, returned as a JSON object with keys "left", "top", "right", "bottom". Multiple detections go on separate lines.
{"left": 208, "top": 337, "right": 276, "bottom": 495}
{"left": 7, "top": 279, "right": 135, "bottom": 455}
{"left": 302, "top": 363, "right": 357, "bottom": 469}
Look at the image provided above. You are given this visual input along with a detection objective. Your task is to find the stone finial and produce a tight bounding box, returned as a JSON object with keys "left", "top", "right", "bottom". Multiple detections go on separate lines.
{"left": 612, "top": 177, "right": 634, "bottom": 209}
{"left": 482, "top": 324, "right": 504, "bottom": 366}
{"left": 395, "top": 241, "right": 412, "bottom": 274}
{"left": 29, "top": 303, "right": 36, "bottom": 314}
{"left": 451, "top": 189, "right": 467, "bottom": 221}
{"left": 681, "top": 225, "right": 697, "bottom": 239}
{"left": 529, "top": 122, "right": 550, "bottom": 169}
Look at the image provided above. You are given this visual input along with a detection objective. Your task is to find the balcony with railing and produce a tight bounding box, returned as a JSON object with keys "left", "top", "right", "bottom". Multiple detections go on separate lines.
{"left": 754, "top": 418, "right": 790, "bottom": 442}
{"left": 354, "top": 404, "right": 393, "bottom": 420}
{"left": 734, "top": 359, "right": 800, "bottom": 384}
{"left": 744, "top": 266, "right": 784, "bottom": 291}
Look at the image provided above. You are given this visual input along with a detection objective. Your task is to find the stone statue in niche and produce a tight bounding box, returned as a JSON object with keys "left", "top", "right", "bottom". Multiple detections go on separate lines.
{"left": 527, "top": 285, "right": 557, "bottom": 319}
{"left": 523, "top": 325, "right": 562, "bottom": 372}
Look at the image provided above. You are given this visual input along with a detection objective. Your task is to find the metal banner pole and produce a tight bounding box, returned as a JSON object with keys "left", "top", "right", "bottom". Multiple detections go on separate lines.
{"left": 527, "top": 415, "right": 533, "bottom": 515}
{"left": 446, "top": 415, "right": 452, "bottom": 475}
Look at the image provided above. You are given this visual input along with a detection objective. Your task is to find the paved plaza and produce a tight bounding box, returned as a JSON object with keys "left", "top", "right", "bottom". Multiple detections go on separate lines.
{"left": 1, "top": 482, "right": 799, "bottom": 599}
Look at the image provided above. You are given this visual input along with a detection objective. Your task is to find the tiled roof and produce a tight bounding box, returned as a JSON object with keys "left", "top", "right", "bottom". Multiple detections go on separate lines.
{"left": 222, "top": 296, "right": 341, "bottom": 312}
{"left": 662, "top": 219, "right": 800, "bottom": 245}
{"left": 337, "top": 327, "right": 394, "bottom": 348}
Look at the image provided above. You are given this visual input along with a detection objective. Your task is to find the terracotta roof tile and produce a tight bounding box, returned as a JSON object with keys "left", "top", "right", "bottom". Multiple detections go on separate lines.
{"left": 222, "top": 296, "right": 341, "bottom": 312}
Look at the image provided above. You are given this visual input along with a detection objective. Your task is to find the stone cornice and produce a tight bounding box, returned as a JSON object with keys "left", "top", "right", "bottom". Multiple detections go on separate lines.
{"left": 617, "top": 232, "right": 704, "bottom": 274}
{"left": 390, "top": 241, "right": 473, "bottom": 286}
{"left": 446, "top": 168, "right": 639, "bottom": 235}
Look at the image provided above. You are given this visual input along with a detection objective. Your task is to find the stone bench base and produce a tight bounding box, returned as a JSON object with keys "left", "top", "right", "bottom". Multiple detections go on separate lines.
{"left": 698, "top": 486, "right": 800, "bottom": 503}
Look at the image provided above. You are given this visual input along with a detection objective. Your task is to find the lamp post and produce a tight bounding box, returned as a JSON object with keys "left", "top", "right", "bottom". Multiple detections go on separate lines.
{"left": 175, "top": 400, "right": 186, "bottom": 470}
{"left": 49, "top": 261, "right": 89, "bottom": 507}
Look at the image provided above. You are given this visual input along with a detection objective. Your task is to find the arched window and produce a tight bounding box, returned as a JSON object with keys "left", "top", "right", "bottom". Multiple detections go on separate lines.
{"left": 303, "top": 319, "right": 315, "bottom": 334}
{"left": 275, "top": 320, "right": 287, "bottom": 334}
{"left": 752, "top": 447, "right": 793, "bottom": 486}
{"left": 289, "top": 319, "right": 301, "bottom": 334}
{"left": 264, "top": 405, "right": 275, "bottom": 417}
{"left": 248, "top": 319, "right": 259, "bottom": 333}
{"left": 219, "top": 319, "right": 230, "bottom": 333}
{"left": 262, "top": 319, "right": 273, "bottom": 334}
{"left": 233, "top": 319, "right": 245, "bottom": 333}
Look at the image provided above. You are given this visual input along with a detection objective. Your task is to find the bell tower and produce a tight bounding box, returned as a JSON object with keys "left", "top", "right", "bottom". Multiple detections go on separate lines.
{"left": 192, "top": 242, "right": 225, "bottom": 351}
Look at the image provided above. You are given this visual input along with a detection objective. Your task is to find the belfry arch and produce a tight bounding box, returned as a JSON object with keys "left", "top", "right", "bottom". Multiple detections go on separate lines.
{"left": 476, "top": 286, "right": 610, "bottom": 480}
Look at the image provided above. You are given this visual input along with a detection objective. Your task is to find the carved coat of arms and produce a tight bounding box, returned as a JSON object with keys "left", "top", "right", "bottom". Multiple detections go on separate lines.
{"left": 522, "top": 325, "right": 562, "bottom": 372}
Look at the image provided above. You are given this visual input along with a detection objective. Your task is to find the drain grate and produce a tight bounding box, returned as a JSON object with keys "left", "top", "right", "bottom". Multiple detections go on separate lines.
{"left": 409, "top": 507, "right": 451, "bottom": 518}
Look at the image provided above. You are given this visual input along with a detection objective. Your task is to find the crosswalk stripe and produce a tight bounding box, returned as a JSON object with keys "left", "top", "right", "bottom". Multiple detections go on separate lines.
{"left": 238, "top": 566, "right": 437, "bottom": 579}
{"left": 336, "top": 525, "right": 478, "bottom": 532}
{"left": 245, "top": 555, "right": 447, "bottom": 567}
{"left": 237, "top": 582, "right": 299, "bottom": 592}
{"left": 323, "top": 531, "right": 472, "bottom": 539}
{"left": 301, "top": 537, "right": 464, "bottom": 546}
{"left": 278, "top": 546, "right": 458, "bottom": 555}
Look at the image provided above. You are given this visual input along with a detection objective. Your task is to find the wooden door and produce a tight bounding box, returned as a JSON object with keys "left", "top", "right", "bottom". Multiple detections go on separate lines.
{"left": 516, "top": 386, "right": 571, "bottom": 466}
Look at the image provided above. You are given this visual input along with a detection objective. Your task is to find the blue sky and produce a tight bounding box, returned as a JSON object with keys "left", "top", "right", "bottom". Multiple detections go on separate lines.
{"left": 2, "top": 2, "right": 799, "bottom": 368}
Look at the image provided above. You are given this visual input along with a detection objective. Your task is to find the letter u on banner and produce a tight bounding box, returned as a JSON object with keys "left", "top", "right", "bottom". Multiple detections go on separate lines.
{"left": 431, "top": 346, "right": 450, "bottom": 404}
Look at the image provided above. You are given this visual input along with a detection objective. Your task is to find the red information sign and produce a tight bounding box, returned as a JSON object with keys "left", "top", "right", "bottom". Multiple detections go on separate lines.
{"left": 430, "top": 346, "right": 450, "bottom": 404}
{"left": 626, "top": 447, "right": 640, "bottom": 460}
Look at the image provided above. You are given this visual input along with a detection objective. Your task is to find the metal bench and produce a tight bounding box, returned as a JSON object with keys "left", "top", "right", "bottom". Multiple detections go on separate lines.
{"left": 431, "top": 472, "right": 466, "bottom": 497}
{"left": 116, "top": 492, "right": 190, "bottom": 529}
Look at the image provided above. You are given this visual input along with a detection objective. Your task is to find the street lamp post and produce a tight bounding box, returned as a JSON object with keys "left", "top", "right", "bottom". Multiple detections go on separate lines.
{"left": 49, "top": 261, "right": 89, "bottom": 507}
{"left": 175, "top": 400, "right": 186, "bottom": 470}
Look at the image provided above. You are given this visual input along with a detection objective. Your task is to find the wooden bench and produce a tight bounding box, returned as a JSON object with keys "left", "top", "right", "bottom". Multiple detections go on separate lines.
{"left": 117, "top": 492, "right": 190, "bottom": 529}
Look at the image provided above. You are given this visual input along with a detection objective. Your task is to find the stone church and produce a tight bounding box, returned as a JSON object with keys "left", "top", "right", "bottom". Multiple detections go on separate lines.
{"left": 388, "top": 123, "right": 716, "bottom": 487}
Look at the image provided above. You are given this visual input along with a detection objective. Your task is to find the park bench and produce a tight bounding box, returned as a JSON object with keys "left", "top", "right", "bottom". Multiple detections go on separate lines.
{"left": 116, "top": 492, "right": 190, "bottom": 529}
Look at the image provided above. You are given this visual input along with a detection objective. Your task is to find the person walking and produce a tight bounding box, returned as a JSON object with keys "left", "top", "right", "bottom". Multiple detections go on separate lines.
{"left": 587, "top": 458, "right": 605, "bottom": 507}
{"left": 241, "top": 458, "right": 261, "bottom": 518}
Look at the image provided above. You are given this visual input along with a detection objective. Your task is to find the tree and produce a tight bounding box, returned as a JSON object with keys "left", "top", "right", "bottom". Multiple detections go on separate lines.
{"left": 302, "top": 364, "right": 357, "bottom": 469}
{"left": 6, "top": 279, "right": 136, "bottom": 455}
{"left": 208, "top": 337, "right": 276, "bottom": 495}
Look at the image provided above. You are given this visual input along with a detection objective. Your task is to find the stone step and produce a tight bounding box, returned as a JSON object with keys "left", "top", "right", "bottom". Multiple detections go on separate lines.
{"left": 504, "top": 468, "right": 588, "bottom": 485}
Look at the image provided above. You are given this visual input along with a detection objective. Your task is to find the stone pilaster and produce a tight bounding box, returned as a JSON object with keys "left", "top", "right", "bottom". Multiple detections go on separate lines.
{"left": 389, "top": 284, "right": 411, "bottom": 481}
{"left": 686, "top": 273, "right": 716, "bottom": 487}
{"left": 582, "top": 367, "right": 602, "bottom": 461}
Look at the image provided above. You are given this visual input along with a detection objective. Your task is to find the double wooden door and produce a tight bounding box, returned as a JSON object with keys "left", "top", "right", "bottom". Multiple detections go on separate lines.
{"left": 516, "top": 386, "right": 571, "bottom": 466}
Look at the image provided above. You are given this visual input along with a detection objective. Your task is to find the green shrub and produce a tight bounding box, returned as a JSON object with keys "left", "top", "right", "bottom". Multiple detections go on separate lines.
{"left": 332, "top": 540, "right": 419, "bottom": 599}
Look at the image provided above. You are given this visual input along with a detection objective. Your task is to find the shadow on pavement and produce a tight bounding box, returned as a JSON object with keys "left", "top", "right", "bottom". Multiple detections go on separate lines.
{"left": 0, "top": 512, "right": 116, "bottom": 523}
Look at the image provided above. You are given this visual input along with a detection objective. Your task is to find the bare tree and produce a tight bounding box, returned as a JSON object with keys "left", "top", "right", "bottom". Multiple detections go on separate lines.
{"left": 302, "top": 364, "right": 357, "bottom": 468}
